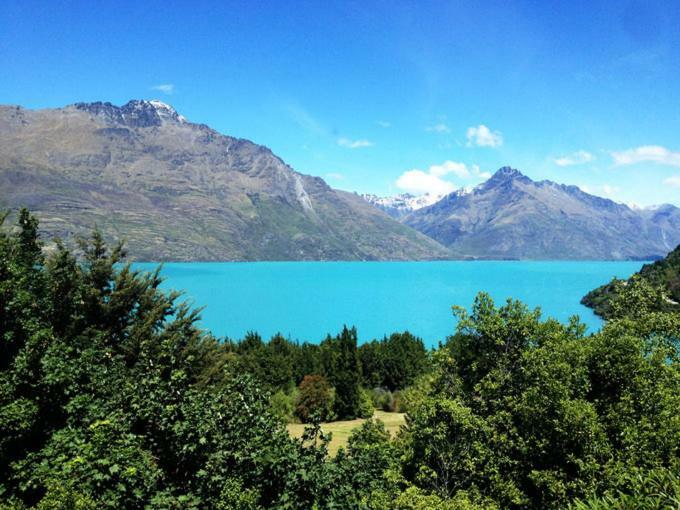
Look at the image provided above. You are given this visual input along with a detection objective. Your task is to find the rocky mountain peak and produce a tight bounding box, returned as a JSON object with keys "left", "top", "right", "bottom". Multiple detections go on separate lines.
{"left": 0, "top": 100, "right": 450, "bottom": 261}
{"left": 491, "top": 166, "right": 524, "bottom": 180}
{"left": 477, "top": 166, "right": 530, "bottom": 190}
{"left": 72, "top": 99, "right": 187, "bottom": 127}
{"left": 402, "top": 165, "right": 680, "bottom": 259}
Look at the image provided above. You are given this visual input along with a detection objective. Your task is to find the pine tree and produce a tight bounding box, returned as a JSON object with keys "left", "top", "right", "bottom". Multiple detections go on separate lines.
{"left": 328, "top": 326, "right": 361, "bottom": 419}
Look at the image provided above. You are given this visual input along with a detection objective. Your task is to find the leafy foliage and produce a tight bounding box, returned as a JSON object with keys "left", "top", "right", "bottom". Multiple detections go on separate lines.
{"left": 570, "top": 467, "right": 680, "bottom": 510}
{"left": 0, "top": 210, "right": 350, "bottom": 508}
{"left": 324, "top": 326, "right": 362, "bottom": 420}
{"left": 1, "top": 210, "right": 678, "bottom": 509}
{"left": 359, "top": 332, "right": 430, "bottom": 390}
{"left": 401, "top": 293, "right": 680, "bottom": 509}
{"left": 295, "top": 375, "right": 334, "bottom": 423}
{"left": 582, "top": 243, "right": 680, "bottom": 318}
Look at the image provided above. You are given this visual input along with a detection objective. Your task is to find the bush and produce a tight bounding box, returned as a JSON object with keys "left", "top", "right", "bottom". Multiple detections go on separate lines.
{"left": 216, "top": 478, "right": 262, "bottom": 510}
{"left": 570, "top": 466, "right": 680, "bottom": 510}
{"left": 371, "top": 387, "right": 391, "bottom": 410}
{"left": 391, "top": 487, "right": 499, "bottom": 510}
{"left": 358, "top": 388, "right": 375, "bottom": 419}
{"left": 294, "top": 375, "right": 334, "bottom": 423}
{"left": 399, "top": 374, "right": 434, "bottom": 414}
{"left": 270, "top": 389, "right": 296, "bottom": 423}
{"left": 35, "top": 486, "right": 98, "bottom": 510}
{"left": 370, "top": 387, "right": 404, "bottom": 412}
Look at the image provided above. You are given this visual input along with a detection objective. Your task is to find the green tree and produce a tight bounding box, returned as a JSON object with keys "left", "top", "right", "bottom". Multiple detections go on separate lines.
{"left": 295, "top": 375, "right": 334, "bottom": 423}
{"left": 382, "top": 332, "right": 429, "bottom": 390}
{"left": 0, "top": 212, "right": 340, "bottom": 509}
{"left": 359, "top": 332, "right": 430, "bottom": 391}
{"left": 401, "top": 292, "right": 679, "bottom": 509}
{"left": 358, "top": 340, "right": 384, "bottom": 388}
{"left": 327, "top": 326, "right": 362, "bottom": 420}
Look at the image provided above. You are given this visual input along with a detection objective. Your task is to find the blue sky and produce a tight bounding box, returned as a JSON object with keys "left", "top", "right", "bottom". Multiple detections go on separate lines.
{"left": 1, "top": 0, "right": 679, "bottom": 206}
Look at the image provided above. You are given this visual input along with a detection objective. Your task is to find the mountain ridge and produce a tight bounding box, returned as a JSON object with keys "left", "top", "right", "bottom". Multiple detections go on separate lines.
{"left": 0, "top": 100, "right": 451, "bottom": 261}
{"left": 398, "top": 167, "right": 680, "bottom": 260}
{"left": 3, "top": 100, "right": 679, "bottom": 261}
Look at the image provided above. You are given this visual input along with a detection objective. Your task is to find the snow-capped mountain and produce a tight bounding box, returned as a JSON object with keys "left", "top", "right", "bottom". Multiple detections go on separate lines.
{"left": 0, "top": 100, "right": 450, "bottom": 261}
{"left": 361, "top": 192, "right": 444, "bottom": 218}
{"left": 403, "top": 166, "right": 680, "bottom": 259}
{"left": 72, "top": 99, "right": 187, "bottom": 127}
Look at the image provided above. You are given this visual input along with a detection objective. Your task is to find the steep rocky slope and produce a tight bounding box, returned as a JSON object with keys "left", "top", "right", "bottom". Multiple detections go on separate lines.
{"left": 0, "top": 100, "right": 450, "bottom": 261}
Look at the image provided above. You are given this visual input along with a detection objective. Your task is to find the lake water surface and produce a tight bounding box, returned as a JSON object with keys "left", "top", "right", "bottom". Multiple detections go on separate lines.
{"left": 134, "top": 261, "right": 645, "bottom": 348}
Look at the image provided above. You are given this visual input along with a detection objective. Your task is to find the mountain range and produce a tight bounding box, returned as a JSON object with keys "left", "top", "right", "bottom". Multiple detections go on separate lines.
{"left": 1, "top": 100, "right": 679, "bottom": 261}
{"left": 391, "top": 167, "right": 680, "bottom": 260}
{"left": 0, "top": 100, "right": 448, "bottom": 261}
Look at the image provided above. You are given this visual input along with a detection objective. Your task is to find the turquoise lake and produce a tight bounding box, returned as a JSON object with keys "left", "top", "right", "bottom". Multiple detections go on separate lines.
{"left": 134, "top": 261, "right": 646, "bottom": 348}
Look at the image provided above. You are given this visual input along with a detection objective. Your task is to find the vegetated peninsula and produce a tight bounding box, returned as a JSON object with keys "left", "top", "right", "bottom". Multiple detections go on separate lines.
{"left": 0, "top": 100, "right": 449, "bottom": 261}
{"left": 582, "top": 242, "right": 680, "bottom": 318}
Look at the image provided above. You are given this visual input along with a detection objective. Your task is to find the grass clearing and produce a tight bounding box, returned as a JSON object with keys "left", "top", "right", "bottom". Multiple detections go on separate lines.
{"left": 286, "top": 410, "right": 406, "bottom": 456}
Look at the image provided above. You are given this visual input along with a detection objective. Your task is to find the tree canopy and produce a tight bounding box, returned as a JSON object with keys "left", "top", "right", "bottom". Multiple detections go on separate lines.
{"left": 1, "top": 210, "right": 678, "bottom": 509}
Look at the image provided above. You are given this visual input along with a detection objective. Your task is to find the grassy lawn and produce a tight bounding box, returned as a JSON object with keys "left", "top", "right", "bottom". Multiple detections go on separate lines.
{"left": 286, "top": 410, "right": 406, "bottom": 456}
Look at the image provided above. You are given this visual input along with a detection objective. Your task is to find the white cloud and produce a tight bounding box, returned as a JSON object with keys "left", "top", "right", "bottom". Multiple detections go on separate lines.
{"left": 396, "top": 170, "right": 456, "bottom": 196}
{"left": 325, "top": 172, "right": 345, "bottom": 180}
{"left": 611, "top": 145, "right": 680, "bottom": 167}
{"left": 425, "top": 123, "right": 450, "bottom": 133}
{"left": 377, "top": 120, "right": 391, "bottom": 128}
{"left": 466, "top": 124, "right": 503, "bottom": 148}
{"left": 664, "top": 175, "right": 680, "bottom": 187}
{"left": 337, "top": 137, "right": 374, "bottom": 149}
{"left": 429, "top": 161, "right": 471, "bottom": 178}
{"left": 151, "top": 83, "right": 175, "bottom": 95}
{"left": 554, "top": 150, "right": 595, "bottom": 167}
{"left": 286, "top": 103, "right": 326, "bottom": 136}
{"left": 579, "top": 183, "right": 621, "bottom": 198}
{"left": 395, "top": 160, "right": 489, "bottom": 196}
{"left": 601, "top": 184, "right": 621, "bottom": 196}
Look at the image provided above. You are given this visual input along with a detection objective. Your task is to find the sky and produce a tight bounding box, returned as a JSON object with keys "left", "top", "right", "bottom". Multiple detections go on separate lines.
{"left": 1, "top": 0, "right": 680, "bottom": 206}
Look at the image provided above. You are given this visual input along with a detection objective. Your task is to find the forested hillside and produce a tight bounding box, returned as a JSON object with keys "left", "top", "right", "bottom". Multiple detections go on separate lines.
{"left": 582, "top": 243, "right": 680, "bottom": 318}
{"left": 1, "top": 211, "right": 678, "bottom": 509}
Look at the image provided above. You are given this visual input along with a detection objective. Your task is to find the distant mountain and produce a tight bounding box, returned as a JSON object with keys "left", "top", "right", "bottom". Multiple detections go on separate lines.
{"left": 402, "top": 166, "right": 680, "bottom": 260}
{"left": 582, "top": 243, "right": 680, "bottom": 318}
{"left": 0, "top": 100, "right": 450, "bottom": 261}
{"left": 360, "top": 192, "right": 444, "bottom": 218}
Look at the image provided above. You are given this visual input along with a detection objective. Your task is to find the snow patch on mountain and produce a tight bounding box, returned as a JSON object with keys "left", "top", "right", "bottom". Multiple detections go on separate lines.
{"left": 361, "top": 192, "right": 445, "bottom": 218}
{"left": 72, "top": 99, "right": 187, "bottom": 127}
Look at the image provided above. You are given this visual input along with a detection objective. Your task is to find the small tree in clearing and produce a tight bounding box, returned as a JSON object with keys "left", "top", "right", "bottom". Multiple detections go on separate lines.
{"left": 295, "top": 374, "right": 333, "bottom": 423}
